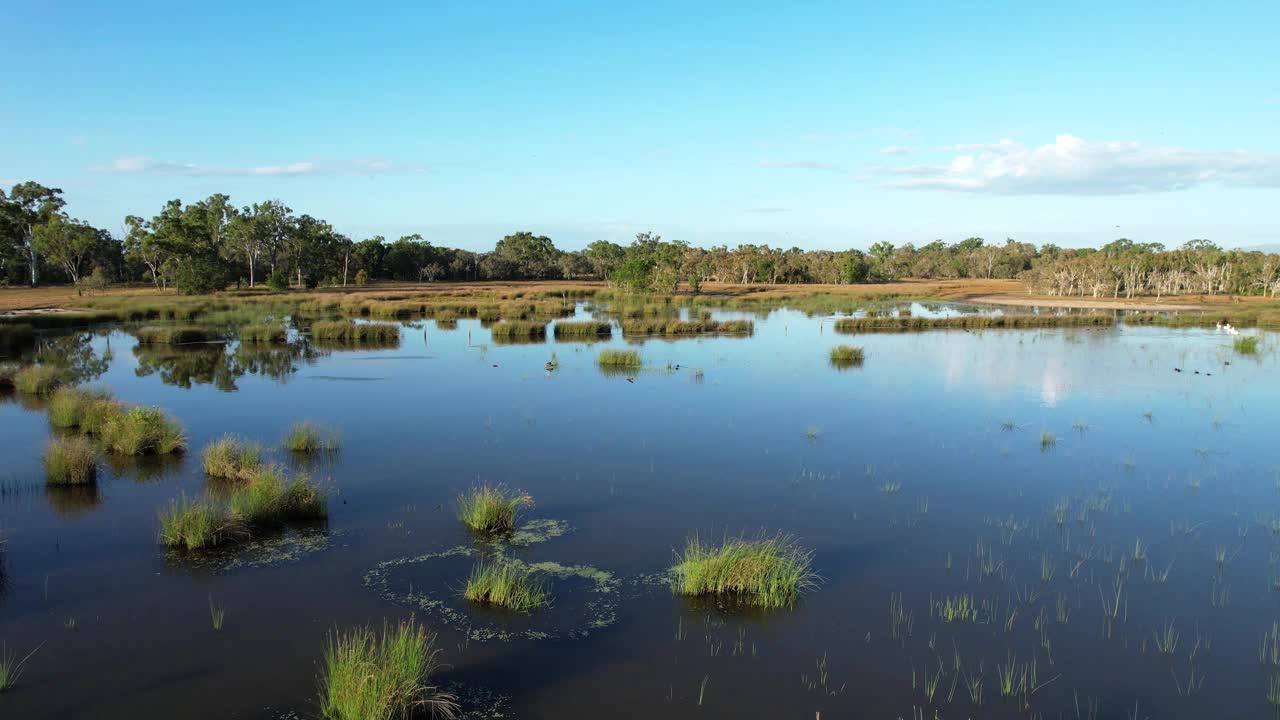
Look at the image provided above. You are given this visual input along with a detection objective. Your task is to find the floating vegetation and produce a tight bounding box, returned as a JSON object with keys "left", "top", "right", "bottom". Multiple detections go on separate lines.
{"left": 670, "top": 534, "right": 817, "bottom": 609}
{"left": 597, "top": 348, "right": 642, "bottom": 368}
{"left": 284, "top": 421, "right": 340, "bottom": 453}
{"left": 464, "top": 559, "right": 552, "bottom": 611}
{"left": 457, "top": 484, "right": 533, "bottom": 533}
{"left": 318, "top": 617, "right": 458, "bottom": 720}
{"left": 829, "top": 344, "right": 865, "bottom": 368}
{"left": 201, "top": 434, "right": 265, "bottom": 480}
{"left": 44, "top": 436, "right": 98, "bottom": 485}
{"left": 239, "top": 323, "right": 287, "bottom": 344}
{"left": 12, "top": 364, "right": 65, "bottom": 395}
{"left": 834, "top": 314, "right": 1114, "bottom": 333}
{"left": 311, "top": 320, "right": 400, "bottom": 346}
{"left": 553, "top": 320, "right": 613, "bottom": 339}
{"left": 363, "top": 545, "right": 618, "bottom": 643}
{"left": 620, "top": 318, "right": 754, "bottom": 337}
{"left": 133, "top": 325, "right": 218, "bottom": 345}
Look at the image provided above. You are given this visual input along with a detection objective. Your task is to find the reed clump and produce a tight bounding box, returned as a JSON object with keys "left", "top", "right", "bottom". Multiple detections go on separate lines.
{"left": 311, "top": 320, "right": 400, "bottom": 345}
{"left": 102, "top": 406, "right": 187, "bottom": 455}
{"left": 239, "top": 323, "right": 287, "bottom": 344}
{"left": 670, "top": 534, "right": 817, "bottom": 609}
{"left": 621, "top": 318, "right": 754, "bottom": 336}
{"left": 12, "top": 365, "right": 65, "bottom": 395}
{"left": 201, "top": 434, "right": 264, "bottom": 480}
{"left": 46, "top": 386, "right": 113, "bottom": 429}
{"left": 457, "top": 484, "right": 533, "bottom": 533}
{"left": 464, "top": 560, "right": 551, "bottom": 611}
{"left": 133, "top": 325, "right": 217, "bottom": 344}
{"left": 597, "top": 348, "right": 642, "bottom": 368}
{"left": 284, "top": 421, "right": 341, "bottom": 453}
{"left": 318, "top": 617, "right": 457, "bottom": 720}
{"left": 1234, "top": 336, "right": 1260, "bottom": 355}
{"left": 829, "top": 344, "right": 865, "bottom": 368}
{"left": 553, "top": 320, "right": 613, "bottom": 339}
{"left": 44, "top": 436, "right": 99, "bottom": 485}
{"left": 834, "top": 314, "right": 1114, "bottom": 333}
{"left": 489, "top": 320, "right": 549, "bottom": 342}
{"left": 159, "top": 466, "right": 327, "bottom": 550}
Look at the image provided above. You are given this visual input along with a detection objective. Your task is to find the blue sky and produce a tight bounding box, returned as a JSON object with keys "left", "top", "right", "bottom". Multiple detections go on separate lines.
{"left": 2, "top": 1, "right": 1277, "bottom": 251}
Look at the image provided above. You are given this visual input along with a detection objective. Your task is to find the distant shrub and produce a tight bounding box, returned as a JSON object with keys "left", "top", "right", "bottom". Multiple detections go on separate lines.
{"left": 267, "top": 270, "right": 290, "bottom": 292}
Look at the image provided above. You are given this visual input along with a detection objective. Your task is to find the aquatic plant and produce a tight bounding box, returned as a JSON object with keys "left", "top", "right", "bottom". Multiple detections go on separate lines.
{"left": 157, "top": 495, "right": 246, "bottom": 550}
{"left": 102, "top": 406, "right": 187, "bottom": 455}
{"left": 318, "top": 617, "right": 457, "bottom": 720}
{"left": 0, "top": 641, "right": 43, "bottom": 693}
{"left": 670, "top": 533, "right": 817, "bottom": 609}
{"left": 311, "top": 320, "right": 400, "bottom": 345}
{"left": 834, "top": 314, "right": 1114, "bottom": 333}
{"left": 457, "top": 484, "right": 533, "bottom": 533}
{"left": 44, "top": 436, "right": 98, "bottom": 485}
{"left": 1040, "top": 432, "right": 1056, "bottom": 450}
{"left": 829, "top": 344, "right": 865, "bottom": 367}
{"left": 553, "top": 320, "right": 613, "bottom": 339}
{"left": 133, "top": 325, "right": 217, "bottom": 345}
{"left": 488, "top": 320, "right": 548, "bottom": 341}
{"left": 239, "top": 323, "right": 287, "bottom": 344}
{"left": 1234, "top": 336, "right": 1260, "bottom": 355}
{"left": 46, "top": 386, "right": 113, "bottom": 429}
{"left": 463, "top": 559, "right": 552, "bottom": 611}
{"left": 284, "top": 421, "right": 341, "bottom": 453}
{"left": 13, "top": 365, "right": 65, "bottom": 395}
{"left": 620, "top": 318, "right": 754, "bottom": 336}
{"left": 597, "top": 348, "right": 642, "bottom": 368}
{"left": 208, "top": 595, "right": 226, "bottom": 631}
{"left": 201, "top": 434, "right": 264, "bottom": 480}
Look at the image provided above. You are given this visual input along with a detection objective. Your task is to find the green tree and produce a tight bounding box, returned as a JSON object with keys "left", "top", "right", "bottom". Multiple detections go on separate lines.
{"left": 494, "top": 231, "right": 558, "bottom": 279}
{"left": 0, "top": 182, "right": 66, "bottom": 285}
{"left": 32, "top": 215, "right": 104, "bottom": 284}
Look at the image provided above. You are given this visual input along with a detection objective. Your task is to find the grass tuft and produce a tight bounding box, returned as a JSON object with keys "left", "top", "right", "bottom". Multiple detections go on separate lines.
{"left": 311, "top": 320, "right": 400, "bottom": 345}
{"left": 240, "top": 323, "right": 288, "bottom": 344}
{"left": 1234, "top": 336, "right": 1260, "bottom": 355}
{"left": 201, "top": 434, "right": 264, "bottom": 480}
{"left": 134, "top": 325, "right": 217, "bottom": 344}
{"left": 159, "top": 466, "right": 327, "bottom": 550}
{"left": 597, "top": 348, "right": 642, "bottom": 368}
{"left": 284, "top": 421, "right": 341, "bottom": 453}
{"left": 553, "top": 320, "right": 613, "bottom": 339}
{"left": 44, "top": 436, "right": 98, "bottom": 485}
{"left": 13, "top": 365, "right": 65, "bottom": 395}
{"left": 829, "top": 344, "right": 865, "bottom": 367}
{"left": 319, "top": 617, "right": 457, "bottom": 720}
{"left": 158, "top": 495, "right": 247, "bottom": 550}
{"left": 489, "top": 320, "right": 548, "bottom": 343}
{"left": 670, "top": 533, "right": 818, "bottom": 609}
{"left": 47, "top": 386, "right": 113, "bottom": 429}
{"left": 463, "top": 560, "right": 551, "bottom": 611}
{"left": 457, "top": 484, "right": 533, "bottom": 533}
{"left": 102, "top": 405, "right": 187, "bottom": 455}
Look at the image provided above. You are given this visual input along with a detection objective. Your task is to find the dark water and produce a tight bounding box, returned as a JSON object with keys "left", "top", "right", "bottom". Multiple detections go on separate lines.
{"left": 1, "top": 304, "right": 1278, "bottom": 719}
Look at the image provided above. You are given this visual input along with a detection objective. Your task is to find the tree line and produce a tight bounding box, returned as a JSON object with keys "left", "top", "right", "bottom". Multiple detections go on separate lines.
{"left": 2, "top": 181, "right": 1277, "bottom": 297}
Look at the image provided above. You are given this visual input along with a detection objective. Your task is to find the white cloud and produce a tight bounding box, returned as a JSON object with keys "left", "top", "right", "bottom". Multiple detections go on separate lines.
{"left": 757, "top": 159, "right": 840, "bottom": 171}
{"left": 882, "top": 134, "right": 1280, "bottom": 194}
{"left": 879, "top": 145, "right": 911, "bottom": 156}
{"left": 92, "top": 156, "right": 427, "bottom": 177}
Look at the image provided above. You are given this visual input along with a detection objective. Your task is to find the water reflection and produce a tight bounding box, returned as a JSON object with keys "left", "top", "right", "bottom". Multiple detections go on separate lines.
{"left": 133, "top": 339, "right": 328, "bottom": 391}
{"left": 46, "top": 484, "right": 102, "bottom": 517}
{"left": 37, "top": 331, "right": 111, "bottom": 384}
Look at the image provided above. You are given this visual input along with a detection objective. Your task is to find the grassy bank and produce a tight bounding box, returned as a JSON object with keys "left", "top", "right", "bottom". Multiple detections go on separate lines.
{"left": 834, "top": 314, "right": 1114, "bottom": 333}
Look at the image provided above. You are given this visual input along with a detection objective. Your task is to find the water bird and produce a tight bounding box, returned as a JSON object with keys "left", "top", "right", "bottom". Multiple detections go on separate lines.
{"left": 626, "top": 377, "right": 634, "bottom": 383}
{"left": 1174, "top": 368, "right": 1182, "bottom": 372}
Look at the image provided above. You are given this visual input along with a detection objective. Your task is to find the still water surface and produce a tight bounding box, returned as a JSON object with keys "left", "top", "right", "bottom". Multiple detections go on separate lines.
{"left": 1, "top": 304, "right": 1278, "bottom": 719}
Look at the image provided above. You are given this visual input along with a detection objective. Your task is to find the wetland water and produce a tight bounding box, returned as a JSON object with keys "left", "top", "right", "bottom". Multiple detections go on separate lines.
{"left": 1, "top": 303, "right": 1278, "bottom": 719}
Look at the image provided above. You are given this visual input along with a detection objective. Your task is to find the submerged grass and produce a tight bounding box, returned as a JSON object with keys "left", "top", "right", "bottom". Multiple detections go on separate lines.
{"left": 201, "top": 434, "right": 264, "bottom": 480}
{"left": 457, "top": 484, "right": 533, "bottom": 533}
{"left": 133, "top": 325, "right": 218, "bottom": 344}
{"left": 284, "top": 421, "right": 341, "bottom": 453}
{"left": 829, "top": 344, "right": 865, "bottom": 368}
{"left": 44, "top": 436, "right": 98, "bottom": 485}
{"left": 597, "top": 348, "right": 642, "bottom": 368}
{"left": 319, "top": 617, "right": 457, "bottom": 720}
{"left": 670, "top": 534, "right": 818, "bottom": 609}
{"left": 463, "top": 559, "right": 552, "bottom": 611}
{"left": 834, "top": 313, "right": 1114, "bottom": 333}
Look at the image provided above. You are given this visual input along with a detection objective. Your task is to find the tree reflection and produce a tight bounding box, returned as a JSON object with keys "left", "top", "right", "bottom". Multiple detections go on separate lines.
{"left": 133, "top": 337, "right": 328, "bottom": 392}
